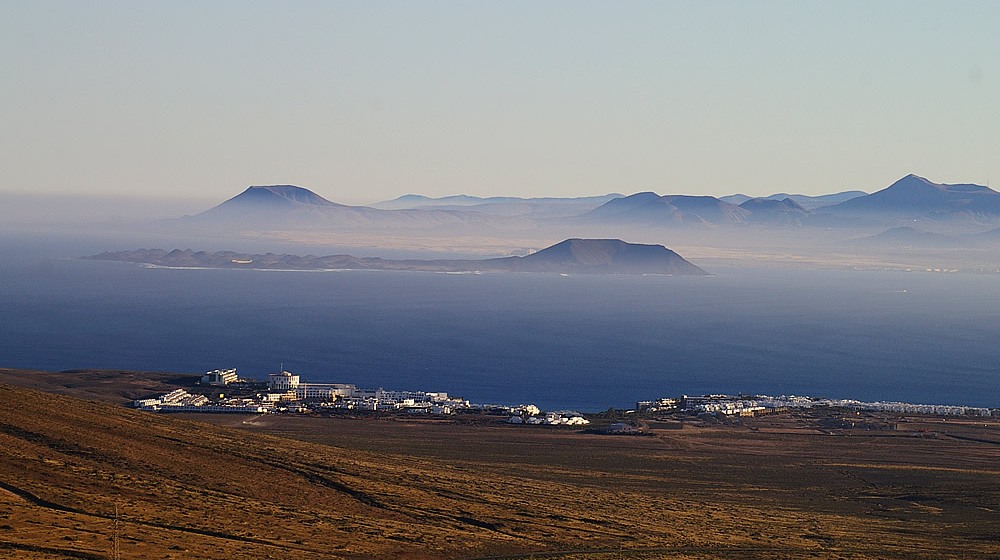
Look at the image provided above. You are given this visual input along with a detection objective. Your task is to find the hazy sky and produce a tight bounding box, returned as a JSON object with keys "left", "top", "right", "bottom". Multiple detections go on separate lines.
{"left": 3, "top": 0, "right": 999, "bottom": 205}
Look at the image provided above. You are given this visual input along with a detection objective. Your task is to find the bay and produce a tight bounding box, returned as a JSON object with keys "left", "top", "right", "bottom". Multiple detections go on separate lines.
{"left": 2, "top": 253, "right": 999, "bottom": 410}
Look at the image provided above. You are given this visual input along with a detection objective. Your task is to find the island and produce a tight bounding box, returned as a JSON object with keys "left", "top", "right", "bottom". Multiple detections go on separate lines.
{"left": 83, "top": 238, "right": 709, "bottom": 276}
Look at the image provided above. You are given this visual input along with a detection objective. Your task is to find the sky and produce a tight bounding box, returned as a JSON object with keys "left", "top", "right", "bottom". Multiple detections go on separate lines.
{"left": 3, "top": 0, "right": 999, "bottom": 206}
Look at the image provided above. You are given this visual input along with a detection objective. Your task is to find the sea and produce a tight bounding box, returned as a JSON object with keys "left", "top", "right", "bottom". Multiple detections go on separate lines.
{"left": 2, "top": 237, "right": 999, "bottom": 411}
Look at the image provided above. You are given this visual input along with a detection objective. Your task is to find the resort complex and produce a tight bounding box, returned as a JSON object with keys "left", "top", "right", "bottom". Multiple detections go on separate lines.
{"left": 133, "top": 368, "right": 998, "bottom": 425}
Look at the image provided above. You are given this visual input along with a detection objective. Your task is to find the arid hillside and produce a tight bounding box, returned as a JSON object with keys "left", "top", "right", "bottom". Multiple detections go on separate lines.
{"left": 0, "top": 371, "right": 998, "bottom": 559}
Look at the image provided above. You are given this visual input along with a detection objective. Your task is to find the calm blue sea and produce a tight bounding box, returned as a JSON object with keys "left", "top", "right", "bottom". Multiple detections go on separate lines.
{"left": 2, "top": 243, "right": 999, "bottom": 410}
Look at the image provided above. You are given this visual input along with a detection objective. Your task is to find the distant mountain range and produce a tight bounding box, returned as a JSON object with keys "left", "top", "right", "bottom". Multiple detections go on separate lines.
{"left": 186, "top": 185, "right": 532, "bottom": 230}
{"left": 169, "top": 174, "right": 1000, "bottom": 239}
{"left": 583, "top": 193, "right": 747, "bottom": 225}
{"left": 85, "top": 239, "right": 708, "bottom": 276}
{"left": 579, "top": 174, "right": 1000, "bottom": 228}
{"left": 371, "top": 193, "right": 623, "bottom": 218}
{"left": 375, "top": 193, "right": 624, "bottom": 208}
{"left": 719, "top": 191, "right": 866, "bottom": 211}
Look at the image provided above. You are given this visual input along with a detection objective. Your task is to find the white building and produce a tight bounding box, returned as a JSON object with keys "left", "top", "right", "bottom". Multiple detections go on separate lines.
{"left": 268, "top": 371, "right": 300, "bottom": 391}
{"left": 133, "top": 389, "right": 209, "bottom": 410}
{"left": 266, "top": 371, "right": 357, "bottom": 400}
{"left": 202, "top": 368, "right": 239, "bottom": 385}
{"left": 296, "top": 383, "right": 356, "bottom": 400}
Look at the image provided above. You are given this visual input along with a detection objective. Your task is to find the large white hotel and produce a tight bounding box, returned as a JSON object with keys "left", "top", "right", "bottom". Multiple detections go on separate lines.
{"left": 266, "top": 370, "right": 462, "bottom": 411}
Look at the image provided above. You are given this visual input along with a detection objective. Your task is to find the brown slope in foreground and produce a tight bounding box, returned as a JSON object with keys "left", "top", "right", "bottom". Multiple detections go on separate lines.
{"left": 1, "top": 376, "right": 999, "bottom": 559}
{"left": 0, "top": 368, "right": 201, "bottom": 405}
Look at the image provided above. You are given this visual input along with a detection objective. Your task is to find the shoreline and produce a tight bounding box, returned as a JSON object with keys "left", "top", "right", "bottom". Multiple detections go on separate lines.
{"left": 2, "top": 366, "right": 997, "bottom": 414}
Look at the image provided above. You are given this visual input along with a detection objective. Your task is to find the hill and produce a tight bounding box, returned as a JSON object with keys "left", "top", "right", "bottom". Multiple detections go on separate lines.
{"left": 0, "top": 367, "right": 200, "bottom": 405}
{"left": 1, "top": 371, "right": 998, "bottom": 559}
{"left": 824, "top": 174, "right": 1000, "bottom": 221}
{"left": 721, "top": 191, "right": 866, "bottom": 211}
{"left": 850, "top": 226, "right": 964, "bottom": 248}
{"left": 738, "top": 197, "right": 810, "bottom": 224}
{"left": 584, "top": 192, "right": 749, "bottom": 225}
{"left": 497, "top": 238, "right": 708, "bottom": 275}
{"left": 189, "top": 185, "right": 345, "bottom": 223}
{"left": 219, "top": 185, "right": 344, "bottom": 208}
{"left": 0, "top": 380, "right": 544, "bottom": 559}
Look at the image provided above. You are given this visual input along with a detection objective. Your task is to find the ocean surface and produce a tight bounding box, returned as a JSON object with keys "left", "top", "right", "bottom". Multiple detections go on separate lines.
{"left": 2, "top": 245, "right": 999, "bottom": 410}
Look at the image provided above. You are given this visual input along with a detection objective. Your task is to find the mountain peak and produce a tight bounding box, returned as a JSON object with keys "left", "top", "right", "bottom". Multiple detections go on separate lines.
{"left": 886, "top": 174, "right": 938, "bottom": 190}
{"left": 883, "top": 175, "right": 994, "bottom": 196}
{"left": 825, "top": 174, "right": 1000, "bottom": 219}
{"left": 235, "top": 185, "right": 339, "bottom": 206}
{"left": 193, "top": 185, "right": 344, "bottom": 220}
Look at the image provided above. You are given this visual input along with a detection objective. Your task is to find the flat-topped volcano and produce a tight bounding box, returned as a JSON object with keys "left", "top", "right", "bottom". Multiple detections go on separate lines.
{"left": 500, "top": 238, "right": 707, "bottom": 274}
{"left": 190, "top": 185, "right": 345, "bottom": 221}
{"left": 222, "top": 185, "right": 343, "bottom": 208}
{"left": 86, "top": 239, "right": 708, "bottom": 276}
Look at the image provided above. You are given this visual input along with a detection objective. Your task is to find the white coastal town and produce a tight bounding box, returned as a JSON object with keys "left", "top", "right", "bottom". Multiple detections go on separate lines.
{"left": 133, "top": 368, "right": 998, "bottom": 427}
{"left": 133, "top": 368, "right": 588, "bottom": 425}
{"left": 639, "top": 394, "right": 997, "bottom": 417}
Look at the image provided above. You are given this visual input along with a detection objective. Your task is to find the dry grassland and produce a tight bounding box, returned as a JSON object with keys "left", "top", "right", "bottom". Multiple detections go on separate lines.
{"left": 0, "top": 370, "right": 997, "bottom": 559}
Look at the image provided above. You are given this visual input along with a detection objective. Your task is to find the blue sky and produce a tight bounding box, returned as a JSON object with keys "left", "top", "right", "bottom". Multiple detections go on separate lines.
{"left": 2, "top": 0, "right": 998, "bottom": 204}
